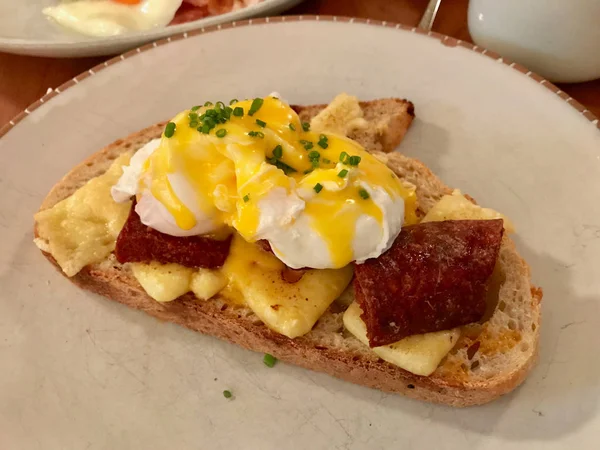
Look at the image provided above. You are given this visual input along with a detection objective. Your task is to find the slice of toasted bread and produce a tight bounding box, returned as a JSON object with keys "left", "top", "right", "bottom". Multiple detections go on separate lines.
{"left": 294, "top": 98, "right": 414, "bottom": 153}
{"left": 35, "top": 100, "right": 540, "bottom": 407}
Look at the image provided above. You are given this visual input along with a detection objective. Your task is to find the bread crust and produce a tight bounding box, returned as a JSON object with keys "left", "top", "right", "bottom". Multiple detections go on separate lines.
{"left": 34, "top": 100, "right": 541, "bottom": 407}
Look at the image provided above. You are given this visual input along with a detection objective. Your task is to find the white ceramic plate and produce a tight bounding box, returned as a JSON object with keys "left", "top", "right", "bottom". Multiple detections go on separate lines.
{"left": 0, "top": 0, "right": 302, "bottom": 57}
{"left": 1, "top": 17, "right": 600, "bottom": 450}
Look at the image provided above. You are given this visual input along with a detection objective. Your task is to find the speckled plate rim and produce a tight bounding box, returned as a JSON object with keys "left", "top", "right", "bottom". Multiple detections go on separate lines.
{"left": 1, "top": 15, "right": 598, "bottom": 139}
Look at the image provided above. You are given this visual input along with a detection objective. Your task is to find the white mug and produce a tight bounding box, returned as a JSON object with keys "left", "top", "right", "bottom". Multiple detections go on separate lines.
{"left": 468, "top": 0, "right": 600, "bottom": 83}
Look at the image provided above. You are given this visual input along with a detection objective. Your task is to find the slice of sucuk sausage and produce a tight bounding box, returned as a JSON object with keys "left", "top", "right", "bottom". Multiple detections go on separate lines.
{"left": 115, "top": 203, "right": 231, "bottom": 269}
{"left": 354, "top": 219, "right": 504, "bottom": 347}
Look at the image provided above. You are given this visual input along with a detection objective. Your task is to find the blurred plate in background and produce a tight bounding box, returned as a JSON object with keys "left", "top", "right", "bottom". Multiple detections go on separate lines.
{"left": 0, "top": 0, "right": 302, "bottom": 57}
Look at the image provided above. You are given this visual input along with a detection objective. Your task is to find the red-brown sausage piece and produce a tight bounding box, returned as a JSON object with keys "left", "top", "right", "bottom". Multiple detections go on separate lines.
{"left": 354, "top": 219, "right": 504, "bottom": 347}
{"left": 115, "top": 203, "right": 231, "bottom": 269}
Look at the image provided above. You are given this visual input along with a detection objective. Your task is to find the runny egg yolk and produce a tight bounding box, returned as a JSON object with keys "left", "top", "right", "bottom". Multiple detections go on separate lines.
{"left": 141, "top": 96, "right": 417, "bottom": 267}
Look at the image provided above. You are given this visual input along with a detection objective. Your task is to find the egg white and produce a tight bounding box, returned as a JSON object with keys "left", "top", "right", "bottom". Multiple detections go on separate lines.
{"left": 113, "top": 138, "right": 219, "bottom": 236}
{"left": 112, "top": 138, "right": 159, "bottom": 202}
{"left": 43, "top": 0, "right": 183, "bottom": 37}
{"left": 264, "top": 179, "right": 404, "bottom": 269}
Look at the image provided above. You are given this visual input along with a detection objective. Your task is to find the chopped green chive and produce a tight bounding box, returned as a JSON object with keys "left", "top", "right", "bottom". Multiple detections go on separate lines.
{"left": 256, "top": 119, "right": 267, "bottom": 128}
{"left": 288, "top": 123, "right": 296, "bottom": 131}
{"left": 164, "top": 122, "right": 176, "bottom": 138}
{"left": 338, "top": 169, "right": 349, "bottom": 178}
{"left": 267, "top": 157, "right": 297, "bottom": 175}
{"left": 300, "top": 140, "right": 313, "bottom": 150}
{"left": 317, "top": 134, "right": 329, "bottom": 149}
{"left": 278, "top": 161, "right": 297, "bottom": 174}
{"left": 322, "top": 158, "right": 331, "bottom": 164}
{"left": 191, "top": 102, "right": 241, "bottom": 135}
{"left": 339, "top": 151, "right": 349, "bottom": 163}
{"left": 308, "top": 150, "right": 320, "bottom": 161}
{"left": 273, "top": 145, "right": 283, "bottom": 159}
{"left": 229, "top": 99, "right": 238, "bottom": 105}
{"left": 248, "top": 98, "right": 264, "bottom": 116}
{"left": 302, "top": 122, "right": 310, "bottom": 132}
{"left": 248, "top": 131, "right": 264, "bottom": 138}
{"left": 191, "top": 105, "right": 201, "bottom": 112}
{"left": 243, "top": 194, "right": 250, "bottom": 202}
{"left": 223, "top": 390, "right": 233, "bottom": 399}
{"left": 303, "top": 169, "right": 313, "bottom": 174}
{"left": 263, "top": 353, "right": 277, "bottom": 368}
{"left": 314, "top": 183, "right": 323, "bottom": 193}
{"left": 359, "top": 188, "right": 370, "bottom": 199}
{"left": 233, "top": 106, "right": 244, "bottom": 117}
{"left": 216, "top": 129, "right": 227, "bottom": 138}
{"left": 348, "top": 155, "right": 361, "bottom": 166}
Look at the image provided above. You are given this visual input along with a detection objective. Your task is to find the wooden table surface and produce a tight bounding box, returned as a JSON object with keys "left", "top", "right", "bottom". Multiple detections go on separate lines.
{"left": 1, "top": 0, "right": 599, "bottom": 128}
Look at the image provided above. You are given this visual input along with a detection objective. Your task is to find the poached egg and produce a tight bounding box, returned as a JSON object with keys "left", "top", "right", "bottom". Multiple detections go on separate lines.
{"left": 43, "top": 0, "right": 183, "bottom": 37}
{"left": 112, "top": 95, "right": 417, "bottom": 269}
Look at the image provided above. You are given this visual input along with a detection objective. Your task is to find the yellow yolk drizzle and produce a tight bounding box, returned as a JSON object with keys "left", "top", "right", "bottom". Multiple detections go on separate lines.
{"left": 141, "top": 96, "right": 417, "bottom": 266}
{"left": 295, "top": 136, "right": 416, "bottom": 267}
{"left": 304, "top": 188, "right": 384, "bottom": 268}
{"left": 146, "top": 114, "right": 207, "bottom": 230}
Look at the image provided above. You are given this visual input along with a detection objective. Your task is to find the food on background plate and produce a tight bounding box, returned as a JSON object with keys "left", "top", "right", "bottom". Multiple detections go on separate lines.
{"left": 43, "top": 0, "right": 263, "bottom": 37}
{"left": 33, "top": 93, "right": 541, "bottom": 406}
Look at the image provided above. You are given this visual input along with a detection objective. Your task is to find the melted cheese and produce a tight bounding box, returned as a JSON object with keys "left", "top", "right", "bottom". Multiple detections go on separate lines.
{"left": 309, "top": 93, "right": 368, "bottom": 135}
{"left": 128, "top": 234, "right": 353, "bottom": 338}
{"left": 343, "top": 302, "right": 460, "bottom": 376}
{"left": 129, "top": 263, "right": 227, "bottom": 303}
{"left": 190, "top": 269, "right": 227, "bottom": 300}
{"left": 131, "top": 262, "right": 194, "bottom": 303}
{"left": 34, "top": 154, "right": 132, "bottom": 276}
{"left": 422, "top": 190, "right": 515, "bottom": 233}
{"left": 221, "top": 234, "right": 354, "bottom": 338}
